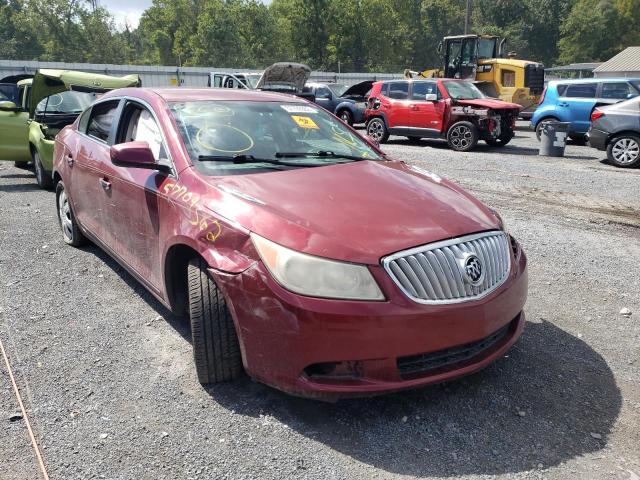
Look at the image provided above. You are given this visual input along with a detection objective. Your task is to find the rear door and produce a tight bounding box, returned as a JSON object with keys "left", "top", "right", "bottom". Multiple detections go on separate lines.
{"left": 558, "top": 82, "right": 598, "bottom": 132}
{"left": 72, "top": 99, "right": 122, "bottom": 240}
{"left": 383, "top": 81, "right": 411, "bottom": 128}
{"left": 407, "top": 81, "right": 445, "bottom": 133}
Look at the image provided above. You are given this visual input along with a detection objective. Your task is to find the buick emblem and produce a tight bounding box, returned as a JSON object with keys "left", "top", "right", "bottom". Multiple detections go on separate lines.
{"left": 459, "top": 253, "right": 484, "bottom": 286}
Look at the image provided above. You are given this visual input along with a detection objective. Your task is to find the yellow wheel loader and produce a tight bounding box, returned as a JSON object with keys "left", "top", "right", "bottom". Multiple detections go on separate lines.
{"left": 405, "top": 34, "right": 545, "bottom": 117}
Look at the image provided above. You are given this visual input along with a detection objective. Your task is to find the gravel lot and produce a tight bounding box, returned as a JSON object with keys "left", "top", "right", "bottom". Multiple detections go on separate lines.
{"left": 1, "top": 123, "right": 639, "bottom": 480}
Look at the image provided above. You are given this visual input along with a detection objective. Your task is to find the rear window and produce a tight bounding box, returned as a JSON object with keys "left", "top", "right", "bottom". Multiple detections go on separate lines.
{"left": 600, "top": 82, "right": 636, "bottom": 99}
{"left": 387, "top": 82, "right": 409, "bottom": 100}
{"left": 563, "top": 83, "right": 597, "bottom": 98}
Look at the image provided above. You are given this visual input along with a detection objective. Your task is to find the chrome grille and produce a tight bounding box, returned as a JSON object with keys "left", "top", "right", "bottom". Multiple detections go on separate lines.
{"left": 382, "top": 231, "right": 511, "bottom": 304}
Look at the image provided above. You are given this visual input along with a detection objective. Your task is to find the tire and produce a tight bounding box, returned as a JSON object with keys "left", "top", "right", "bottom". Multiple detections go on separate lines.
{"left": 535, "top": 117, "right": 559, "bottom": 141}
{"left": 366, "top": 117, "right": 389, "bottom": 144}
{"left": 606, "top": 134, "right": 640, "bottom": 168}
{"left": 14, "top": 161, "right": 30, "bottom": 169}
{"left": 33, "top": 150, "right": 53, "bottom": 190}
{"left": 56, "top": 181, "right": 87, "bottom": 247}
{"left": 485, "top": 130, "right": 514, "bottom": 147}
{"left": 338, "top": 109, "right": 353, "bottom": 126}
{"left": 447, "top": 121, "right": 479, "bottom": 152}
{"left": 188, "top": 258, "right": 243, "bottom": 384}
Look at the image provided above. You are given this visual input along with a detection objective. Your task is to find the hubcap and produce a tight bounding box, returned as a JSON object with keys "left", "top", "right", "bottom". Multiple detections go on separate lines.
{"left": 612, "top": 138, "right": 639, "bottom": 165}
{"left": 58, "top": 190, "right": 73, "bottom": 241}
{"left": 340, "top": 112, "right": 350, "bottom": 122}
{"left": 368, "top": 121, "right": 384, "bottom": 141}
{"left": 450, "top": 125, "right": 472, "bottom": 149}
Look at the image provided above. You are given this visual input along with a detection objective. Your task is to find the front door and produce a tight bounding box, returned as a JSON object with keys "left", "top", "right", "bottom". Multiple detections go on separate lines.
{"left": 407, "top": 81, "right": 445, "bottom": 134}
{"left": 100, "top": 100, "right": 171, "bottom": 290}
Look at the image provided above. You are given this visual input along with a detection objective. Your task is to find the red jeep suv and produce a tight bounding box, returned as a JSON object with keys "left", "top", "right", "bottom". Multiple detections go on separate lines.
{"left": 365, "top": 79, "right": 521, "bottom": 151}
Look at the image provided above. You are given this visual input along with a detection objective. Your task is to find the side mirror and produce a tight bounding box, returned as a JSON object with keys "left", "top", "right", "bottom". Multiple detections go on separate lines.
{"left": 627, "top": 93, "right": 637, "bottom": 100}
{"left": 0, "top": 100, "right": 20, "bottom": 112}
{"left": 110, "top": 141, "right": 170, "bottom": 173}
{"left": 425, "top": 93, "right": 438, "bottom": 102}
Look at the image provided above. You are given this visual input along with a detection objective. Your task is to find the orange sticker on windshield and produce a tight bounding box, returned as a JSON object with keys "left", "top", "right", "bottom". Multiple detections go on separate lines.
{"left": 291, "top": 115, "right": 319, "bottom": 129}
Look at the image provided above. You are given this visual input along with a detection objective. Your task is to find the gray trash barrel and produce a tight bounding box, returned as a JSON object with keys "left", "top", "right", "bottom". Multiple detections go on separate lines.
{"left": 539, "top": 121, "right": 570, "bottom": 157}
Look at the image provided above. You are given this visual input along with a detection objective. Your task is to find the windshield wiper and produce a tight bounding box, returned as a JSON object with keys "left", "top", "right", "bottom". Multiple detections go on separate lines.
{"left": 275, "top": 150, "right": 371, "bottom": 161}
{"left": 197, "top": 154, "right": 326, "bottom": 168}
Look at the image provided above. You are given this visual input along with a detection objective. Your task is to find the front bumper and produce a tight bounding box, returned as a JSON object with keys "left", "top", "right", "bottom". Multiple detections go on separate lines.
{"left": 213, "top": 248, "right": 528, "bottom": 399}
{"left": 586, "top": 128, "right": 608, "bottom": 151}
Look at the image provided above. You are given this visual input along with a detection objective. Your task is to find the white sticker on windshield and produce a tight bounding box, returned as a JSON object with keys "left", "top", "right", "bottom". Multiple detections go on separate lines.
{"left": 280, "top": 105, "right": 319, "bottom": 114}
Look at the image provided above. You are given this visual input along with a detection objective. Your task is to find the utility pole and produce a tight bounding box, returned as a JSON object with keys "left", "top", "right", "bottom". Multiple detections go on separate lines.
{"left": 464, "top": 0, "right": 472, "bottom": 34}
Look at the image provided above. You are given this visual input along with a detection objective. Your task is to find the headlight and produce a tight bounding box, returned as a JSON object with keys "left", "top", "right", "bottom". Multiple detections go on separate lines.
{"left": 251, "top": 233, "right": 384, "bottom": 301}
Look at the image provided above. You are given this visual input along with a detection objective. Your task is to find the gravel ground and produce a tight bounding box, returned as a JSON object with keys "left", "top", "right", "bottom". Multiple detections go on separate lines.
{"left": 1, "top": 123, "right": 639, "bottom": 480}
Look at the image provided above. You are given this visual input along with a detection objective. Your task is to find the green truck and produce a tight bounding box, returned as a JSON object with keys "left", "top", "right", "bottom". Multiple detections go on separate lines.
{"left": 0, "top": 69, "right": 140, "bottom": 188}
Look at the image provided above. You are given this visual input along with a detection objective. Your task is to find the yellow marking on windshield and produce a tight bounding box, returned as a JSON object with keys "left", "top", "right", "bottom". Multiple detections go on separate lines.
{"left": 195, "top": 124, "right": 255, "bottom": 153}
{"left": 291, "top": 115, "right": 319, "bottom": 129}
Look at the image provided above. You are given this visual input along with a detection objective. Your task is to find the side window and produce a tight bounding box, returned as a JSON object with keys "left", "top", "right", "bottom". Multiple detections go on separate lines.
{"left": 380, "top": 83, "right": 389, "bottom": 97}
{"left": 501, "top": 70, "right": 516, "bottom": 87}
{"left": 600, "top": 82, "right": 635, "bottom": 99}
{"left": 117, "top": 102, "right": 166, "bottom": 161}
{"left": 564, "top": 83, "right": 597, "bottom": 98}
{"left": 557, "top": 84, "right": 568, "bottom": 96}
{"left": 315, "top": 87, "right": 332, "bottom": 99}
{"left": 388, "top": 82, "right": 409, "bottom": 100}
{"left": 86, "top": 100, "right": 120, "bottom": 143}
{"left": 213, "top": 75, "right": 223, "bottom": 88}
{"left": 411, "top": 82, "right": 438, "bottom": 100}
{"left": 78, "top": 108, "right": 92, "bottom": 133}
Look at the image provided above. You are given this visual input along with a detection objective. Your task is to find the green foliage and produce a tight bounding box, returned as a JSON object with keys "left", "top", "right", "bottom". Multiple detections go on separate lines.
{"left": 0, "top": 0, "right": 638, "bottom": 70}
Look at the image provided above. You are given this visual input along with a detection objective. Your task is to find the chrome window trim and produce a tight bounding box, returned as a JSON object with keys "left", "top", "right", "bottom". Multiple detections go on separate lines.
{"left": 381, "top": 230, "right": 511, "bottom": 305}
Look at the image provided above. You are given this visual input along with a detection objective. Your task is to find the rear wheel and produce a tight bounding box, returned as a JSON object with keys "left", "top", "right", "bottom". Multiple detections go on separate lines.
{"left": 338, "top": 109, "right": 354, "bottom": 126}
{"left": 188, "top": 258, "right": 243, "bottom": 384}
{"left": 56, "top": 181, "right": 87, "bottom": 247}
{"left": 366, "top": 117, "right": 389, "bottom": 144}
{"left": 607, "top": 134, "right": 640, "bottom": 168}
{"left": 447, "top": 121, "right": 478, "bottom": 152}
{"left": 14, "top": 161, "right": 30, "bottom": 169}
{"left": 535, "top": 117, "right": 559, "bottom": 141}
{"left": 33, "top": 150, "right": 53, "bottom": 190}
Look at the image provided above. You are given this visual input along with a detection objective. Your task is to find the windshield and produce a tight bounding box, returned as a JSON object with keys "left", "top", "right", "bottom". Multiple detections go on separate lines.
{"left": 328, "top": 83, "right": 348, "bottom": 97}
{"left": 170, "top": 100, "right": 382, "bottom": 176}
{"left": 443, "top": 81, "right": 486, "bottom": 100}
{"left": 36, "top": 91, "right": 97, "bottom": 114}
{"left": 244, "top": 74, "right": 262, "bottom": 89}
{"left": 477, "top": 38, "right": 496, "bottom": 59}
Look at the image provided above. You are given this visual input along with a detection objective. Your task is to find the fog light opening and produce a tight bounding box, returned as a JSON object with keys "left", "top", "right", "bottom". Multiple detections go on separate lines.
{"left": 304, "top": 361, "right": 363, "bottom": 380}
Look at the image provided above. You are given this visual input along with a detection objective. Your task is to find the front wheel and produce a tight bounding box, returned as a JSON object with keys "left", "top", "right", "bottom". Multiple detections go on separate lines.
{"left": 33, "top": 150, "right": 53, "bottom": 190}
{"left": 188, "top": 258, "right": 243, "bottom": 384}
{"left": 338, "top": 109, "right": 354, "bottom": 126}
{"left": 607, "top": 134, "right": 640, "bottom": 168}
{"left": 485, "top": 131, "right": 514, "bottom": 147}
{"left": 14, "top": 161, "right": 30, "bottom": 169}
{"left": 447, "top": 121, "right": 478, "bottom": 152}
{"left": 56, "top": 181, "right": 87, "bottom": 247}
{"left": 366, "top": 118, "right": 389, "bottom": 144}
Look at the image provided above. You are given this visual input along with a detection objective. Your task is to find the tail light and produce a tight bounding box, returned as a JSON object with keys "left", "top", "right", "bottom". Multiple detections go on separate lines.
{"left": 537, "top": 87, "right": 546, "bottom": 105}
{"left": 591, "top": 109, "right": 604, "bottom": 122}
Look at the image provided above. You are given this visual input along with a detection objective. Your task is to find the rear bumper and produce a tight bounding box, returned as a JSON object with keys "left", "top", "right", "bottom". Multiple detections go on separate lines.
{"left": 213, "top": 248, "right": 528, "bottom": 399}
{"left": 587, "top": 128, "right": 608, "bottom": 151}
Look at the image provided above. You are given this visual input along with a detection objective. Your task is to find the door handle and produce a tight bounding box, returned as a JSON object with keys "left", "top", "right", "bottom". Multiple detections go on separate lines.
{"left": 66, "top": 154, "right": 74, "bottom": 166}
{"left": 411, "top": 105, "right": 420, "bottom": 110}
{"left": 99, "top": 178, "right": 111, "bottom": 191}
{"left": 558, "top": 102, "right": 569, "bottom": 107}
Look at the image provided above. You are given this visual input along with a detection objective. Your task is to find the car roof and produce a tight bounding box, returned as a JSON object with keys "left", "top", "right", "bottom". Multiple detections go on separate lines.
{"left": 549, "top": 78, "right": 640, "bottom": 85}
{"left": 102, "top": 87, "right": 310, "bottom": 103}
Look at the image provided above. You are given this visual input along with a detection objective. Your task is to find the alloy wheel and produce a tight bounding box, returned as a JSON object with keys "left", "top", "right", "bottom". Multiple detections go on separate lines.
{"left": 367, "top": 120, "right": 384, "bottom": 141}
{"left": 449, "top": 125, "right": 473, "bottom": 149}
{"left": 58, "top": 189, "right": 74, "bottom": 242}
{"left": 611, "top": 138, "right": 639, "bottom": 165}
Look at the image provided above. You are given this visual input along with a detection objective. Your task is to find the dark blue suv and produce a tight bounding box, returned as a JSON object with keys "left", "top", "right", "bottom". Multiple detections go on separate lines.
{"left": 531, "top": 78, "right": 640, "bottom": 140}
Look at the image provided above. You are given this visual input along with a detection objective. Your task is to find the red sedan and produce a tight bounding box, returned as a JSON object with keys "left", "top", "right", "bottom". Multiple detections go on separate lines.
{"left": 53, "top": 88, "right": 527, "bottom": 399}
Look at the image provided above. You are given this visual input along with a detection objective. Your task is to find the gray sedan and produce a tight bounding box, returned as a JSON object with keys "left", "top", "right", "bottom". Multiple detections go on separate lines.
{"left": 588, "top": 96, "right": 640, "bottom": 167}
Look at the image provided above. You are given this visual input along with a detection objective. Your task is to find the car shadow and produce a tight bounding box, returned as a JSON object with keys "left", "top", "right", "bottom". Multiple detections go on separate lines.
{"left": 0, "top": 182, "right": 40, "bottom": 193}
{"left": 207, "top": 320, "right": 620, "bottom": 477}
{"left": 0, "top": 173, "right": 34, "bottom": 180}
{"left": 77, "top": 244, "right": 621, "bottom": 477}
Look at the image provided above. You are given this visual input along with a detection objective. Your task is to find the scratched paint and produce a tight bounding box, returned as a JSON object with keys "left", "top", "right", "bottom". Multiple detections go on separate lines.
{"left": 162, "top": 181, "right": 222, "bottom": 243}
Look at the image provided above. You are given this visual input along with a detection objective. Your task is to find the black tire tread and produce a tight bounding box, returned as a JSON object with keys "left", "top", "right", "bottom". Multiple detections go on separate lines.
{"left": 188, "top": 258, "right": 243, "bottom": 384}
{"left": 607, "top": 133, "right": 640, "bottom": 168}
{"left": 447, "top": 120, "right": 479, "bottom": 152}
{"left": 34, "top": 151, "right": 54, "bottom": 190}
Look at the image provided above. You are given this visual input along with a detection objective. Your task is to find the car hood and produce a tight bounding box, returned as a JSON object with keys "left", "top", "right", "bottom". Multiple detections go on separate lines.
{"left": 340, "top": 80, "right": 374, "bottom": 99}
{"left": 29, "top": 69, "right": 141, "bottom": 117}
{"left": 256, "top": 63, "right": 311, "bottom": 93}
{"left": 455, "top": 98, "right": 522, "bottom": 111}
{"left": 206, "top": 161, "right": 500, "bottom": 264}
